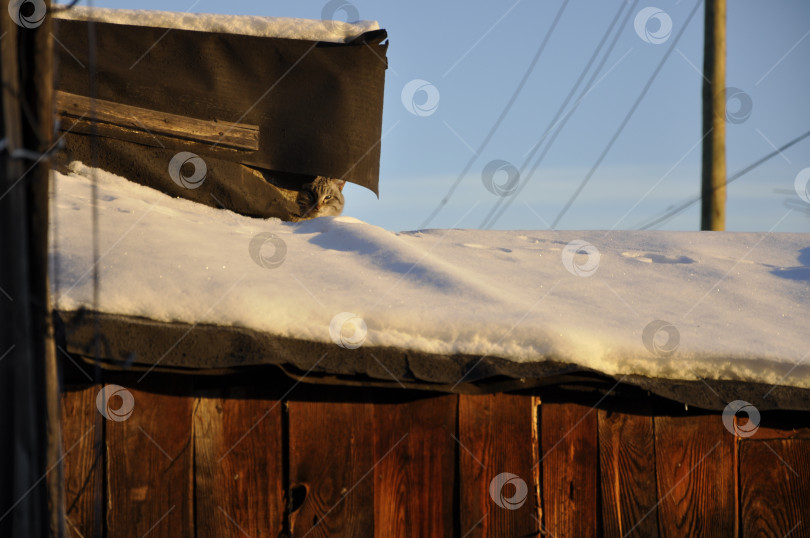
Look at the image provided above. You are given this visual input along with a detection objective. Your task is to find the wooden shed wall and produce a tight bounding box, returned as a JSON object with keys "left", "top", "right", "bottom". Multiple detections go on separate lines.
{"left": 60, "top": 371, "right": 810, "bottom": 537}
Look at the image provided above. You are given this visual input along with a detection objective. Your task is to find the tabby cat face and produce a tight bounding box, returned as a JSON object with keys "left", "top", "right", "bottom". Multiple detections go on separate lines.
{"left": 297, "top": 177, "right": 345, "bottom": 219}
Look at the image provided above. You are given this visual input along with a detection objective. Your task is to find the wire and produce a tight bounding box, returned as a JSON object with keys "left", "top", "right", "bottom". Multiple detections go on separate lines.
{"left": 50, "top": 0, "right": 82, "bottom": 13}
{"left": 547, "top": 0, "right": 703, "bottom": 230}
{"left": 481, "top": 0, "right": 636, "bottom": 229}
{"left": 418, "top": 0, "right": 571, "bottom": 229}
{"left": 73, "top": 2, "right": 106, "bottom": 532}
{"left": 635, "top": 128, "right": 810, "bottom": 230}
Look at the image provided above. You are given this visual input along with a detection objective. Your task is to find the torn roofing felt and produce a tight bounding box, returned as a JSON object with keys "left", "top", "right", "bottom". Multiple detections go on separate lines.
{"left": 52, "top": 10, "right": 388, "bottom": 218}
{"left": 52, "top": 165, "right": 810, "bottom": 410}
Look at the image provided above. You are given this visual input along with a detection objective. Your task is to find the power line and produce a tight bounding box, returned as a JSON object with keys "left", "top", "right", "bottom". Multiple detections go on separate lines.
{"left": 418, "top": 0, "right": 571, "bottom": 229}
{"left": 635, "top": 128, "right": 810, "bottom": 230}
{"left": 548, "top": 0, "right": 703, "bottom": 230}
{"left": 50, "top": 0, "right": 82, "bottom": 13}
{"left": 481, "top": 0, "right": 637, "bottom": 229}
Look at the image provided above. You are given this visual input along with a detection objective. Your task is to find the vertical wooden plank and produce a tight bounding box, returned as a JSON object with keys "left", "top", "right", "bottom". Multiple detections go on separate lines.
{"left": 373, "top": 395, "right": 457, "bottom": 538}
{"left": 0, "top": 6, "right": 57, "bottom": 534}
{"left": 598, "top": 409, "right": 658, "bottom": 538}
{"left": 457, "top": 393, "right": 539, "bottom": 537}
{"left": 654, "top": 414, "right": 734, "bottom": 536}
{"left": 541, "top": 401, "right": 599, "bottom": 537}
{"left": 106, "top": 379, "right": 194, "bottom": 537}
{"left": 288, "top": 400, "right": 375, "bottom": 537}
{"left": 61, "top": 385, "right": 103, "bottom": 538}
{"left": 195, "top": 387, "right": 285, "bottom": 538}
{"left": 740, "top": 439, "right": 810, "bottom": 537}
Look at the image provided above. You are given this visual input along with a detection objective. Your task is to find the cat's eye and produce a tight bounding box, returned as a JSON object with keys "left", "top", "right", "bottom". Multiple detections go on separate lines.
{"left": 325, "top": 195, "right": 332, "bottom": 200}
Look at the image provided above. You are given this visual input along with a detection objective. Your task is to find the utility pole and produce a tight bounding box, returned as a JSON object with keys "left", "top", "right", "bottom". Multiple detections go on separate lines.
{"left": 701, "top": 0, "right": 726, "bottom": 230}
{"left": 0, "top": 0, "right": 62, "bottom": 536}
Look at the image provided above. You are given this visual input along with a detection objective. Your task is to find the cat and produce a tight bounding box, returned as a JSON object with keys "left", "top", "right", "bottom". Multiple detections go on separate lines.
{"left": 296, "top": 176, "right": 345, "bottom": 219}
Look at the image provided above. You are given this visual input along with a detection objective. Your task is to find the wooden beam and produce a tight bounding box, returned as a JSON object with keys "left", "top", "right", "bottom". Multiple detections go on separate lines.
{"left": 0, "top": 0, "right": 61, "bottom": 535}
{"left": 701, "top": 0, "right": 726, "bottom": 230}
{"left": 56, "top": 90, "right": 260, "bottom": 152}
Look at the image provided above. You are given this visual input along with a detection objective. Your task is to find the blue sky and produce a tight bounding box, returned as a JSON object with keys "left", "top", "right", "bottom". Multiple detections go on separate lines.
{"left": 85, "top": 0, "right": 810, "bottom": 233}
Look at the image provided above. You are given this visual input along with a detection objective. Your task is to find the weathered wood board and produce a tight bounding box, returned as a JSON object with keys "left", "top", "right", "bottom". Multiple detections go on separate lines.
{"left": 740, "top": 439, "right": 809, "bottom": 537}
{"left": 373, "top": 395, "right": 457, "bottom": 537}
{"left": 57, "top": 91, "right": 260, "bottom": 152}
{"left": 654, "top": 414, "right": 735, "bottom": 536}
{"left": 58, "top": 379, "right": 810, "bottom": 536}
{"left": 104, "top": 379, "right": 194, "bottom": 537}
{"left": 458, "top": 393, "right": 540, "bottom": 537}
{"left": 288, "top": 399, "right": 375, "bottom": 537}
{"left": 541, "top": 400, "right": 600, "bottom": 537}
{"left": 195, "top": 386, "right": 285, "bottom": 537}
{"left": 61, "top": 385, "right": 103, "bottom": 538}
{"left": 598, "top": 409, "right": 658, "bottom": 538}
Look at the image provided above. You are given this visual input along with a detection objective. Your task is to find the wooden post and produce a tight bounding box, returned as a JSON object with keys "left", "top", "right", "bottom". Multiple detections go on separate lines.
{"left": 0, "top": 0, "right": 61, "bottom": 536}
{"left": 701, "top": 0, "right": 726, "bottom": 230}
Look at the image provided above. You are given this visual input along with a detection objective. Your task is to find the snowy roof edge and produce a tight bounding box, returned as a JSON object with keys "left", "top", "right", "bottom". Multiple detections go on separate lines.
{"left": 59, "top": 310, "right": 810, "bottom": 413}
{"left": 52, "top": 5, "right": 381, "bottom": 43}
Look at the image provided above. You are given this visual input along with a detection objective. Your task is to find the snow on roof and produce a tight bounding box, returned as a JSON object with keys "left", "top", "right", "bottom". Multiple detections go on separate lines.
{"left": 51, "top": 162, "right": 810, "bottom": 392}
{"left": 52, "top": 5, "right": 380, "bottom": 44}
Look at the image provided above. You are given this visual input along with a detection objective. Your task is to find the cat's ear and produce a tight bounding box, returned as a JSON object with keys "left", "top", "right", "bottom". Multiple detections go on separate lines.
{"left": 334, "top": 179, "right": 346, "bottom": 192}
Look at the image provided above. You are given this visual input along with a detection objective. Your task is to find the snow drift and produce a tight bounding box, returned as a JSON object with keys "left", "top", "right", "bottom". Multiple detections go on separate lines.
{"left": 50, "top": 162, "right": 810, "bottom": 404}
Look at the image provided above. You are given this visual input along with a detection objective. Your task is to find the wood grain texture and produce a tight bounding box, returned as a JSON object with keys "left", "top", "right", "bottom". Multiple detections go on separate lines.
{"left": 288, "top": 400, "right": 375, "bottom": 537}
{"left": 654, "top": 414, "right": 735, "bottom": 536}
{"left": 105, "top": 380, "right": 194, "bottom": 537}
{"left": 194, "top": 387, "right": 284, "bottom": 538}
{"left": 373, "top": 395, "right": 457, "bottom": 538}
{"left": 598, "top": 409, "right": 658, "bottom": 538}
{"left": 740, "top": 439, "right": 810, "bottom": 537}
{"left": 56, "top": 90, "right": 260, "bottom": 151}
{"left": 746, "top": 426, "right": 810, "bottom": 440}
{"left": 61, "top": 386, "right": 103, "bottom": 538}
{"left": 540, "top": 401, "right": 599, "bottom": 538}
{"left": 743, "top": 411, "right": 810, "bottom": 440}
{"left": 457, "top": 393, "right": 539, "bottom": 538}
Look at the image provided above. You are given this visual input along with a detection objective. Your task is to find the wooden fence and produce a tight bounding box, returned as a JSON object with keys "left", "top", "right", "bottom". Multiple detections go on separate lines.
{"left": 61, "top": 370, "right": 810, "bottom": 537}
